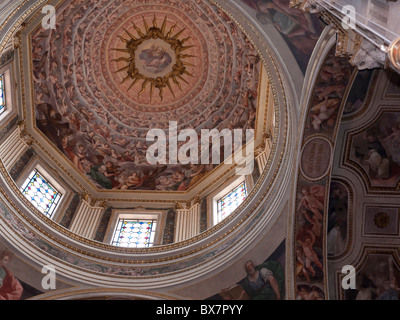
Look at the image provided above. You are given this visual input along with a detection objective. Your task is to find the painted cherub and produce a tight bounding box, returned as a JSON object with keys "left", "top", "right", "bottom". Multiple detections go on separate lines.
{"left": 156, "top": 175, "right": 176, "bottom": 191}
{"left": 296, "top": 246, "right": 311, "bottom": 283}
{"left": 297, "top": 285, "right": 324, "bottom": 300}
{"left": 297, "top": 229, "right": 323, "bottom": 277}
{"left": 304, "top": 210, "right": 322, "bottom": 238}
{"left": 297, "top": 187, "right": 324, "bottom": 221}
{"left": 76, "top": 144, "right": 91, "bottom": 173}
{"left": 120, "top": 172, "right": 144, "bottom": 190}
{"left": 310, "top": 97, "right": 339, "bottom": 130}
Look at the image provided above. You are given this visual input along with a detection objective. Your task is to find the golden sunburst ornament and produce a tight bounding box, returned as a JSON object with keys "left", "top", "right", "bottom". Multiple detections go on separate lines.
{"left": 112, "top": 15, "right": 196, "bottom": 101}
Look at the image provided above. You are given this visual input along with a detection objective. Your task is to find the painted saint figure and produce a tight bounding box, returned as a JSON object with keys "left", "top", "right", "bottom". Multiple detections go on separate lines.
{"left": 297, "top": 186, "right": 325, "bottom": 221}
{"left": 237, "top": 260, "right": 284, "bottom": 300}
{"left": 0, "top": 250, "right": 23, "bottom": 300}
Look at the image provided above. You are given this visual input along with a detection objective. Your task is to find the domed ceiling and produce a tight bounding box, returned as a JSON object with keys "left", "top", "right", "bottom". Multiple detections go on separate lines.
{"left": 30, "top": 0, "right": 262, "bottom": 192}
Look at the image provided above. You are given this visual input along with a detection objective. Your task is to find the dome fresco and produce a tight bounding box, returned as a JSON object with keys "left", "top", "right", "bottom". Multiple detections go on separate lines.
{"left": 31, "top": 0, "right": 261, "bottom": 192}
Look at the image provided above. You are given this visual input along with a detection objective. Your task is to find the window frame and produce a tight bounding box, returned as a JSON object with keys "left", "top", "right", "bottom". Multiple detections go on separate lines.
{"left": 20, "top": 168, "right": 63, "bottom": 219}
{"left": 16, "top": 157, "right": 73, "bottom": 222}
{"left": 104, "top": 209, "right": 165, "bottom": 248}
{"left": 216, "top": 180, "right": 248, "bottom": 224}
{"left": 207, "top": 174, "right": 252, "bottom": 228}
{"left": 110, "top": 218, "right": 158, "bottom": 248}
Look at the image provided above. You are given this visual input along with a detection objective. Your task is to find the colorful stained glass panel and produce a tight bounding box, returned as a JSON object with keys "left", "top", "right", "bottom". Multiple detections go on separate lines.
{"left": 217, "top": 182, "right": 247, "bottom": 223}
{"left": 20, "top": 169, "right": 62, "bottom": 218}
{"left": 112, "top": 219, "right": 157, "bottom": 248}
{"left": 0, "top": 74, "right": 5, "bottom": 115}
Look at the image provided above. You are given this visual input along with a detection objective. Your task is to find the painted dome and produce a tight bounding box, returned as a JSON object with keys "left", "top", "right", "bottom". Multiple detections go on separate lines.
{"left": 31, "top": 0, "right": 261, "bottom": 192}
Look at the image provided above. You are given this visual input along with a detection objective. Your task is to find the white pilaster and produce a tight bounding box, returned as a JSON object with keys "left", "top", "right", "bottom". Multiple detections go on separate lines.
{"left": 69, "top": 200, "right": 105, "bottom": 239}
{"left": 0, "top": 126, "right": 29, "bottom": 170}
{"left": 174, "top": 203, "right": 200, "bottom": 242}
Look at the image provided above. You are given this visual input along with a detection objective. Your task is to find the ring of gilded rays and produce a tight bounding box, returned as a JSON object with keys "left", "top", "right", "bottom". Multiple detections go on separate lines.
{"left": 113, "top": 15, "right": 195, "bottom": 101}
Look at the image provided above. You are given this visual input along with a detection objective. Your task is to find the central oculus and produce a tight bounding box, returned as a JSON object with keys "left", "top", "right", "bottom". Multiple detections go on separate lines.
{"left": 113, "top": 15, "right": 195, "bottom": 102}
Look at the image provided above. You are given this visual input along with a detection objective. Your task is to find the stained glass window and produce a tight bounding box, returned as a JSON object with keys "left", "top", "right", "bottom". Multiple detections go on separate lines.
{"left": 217, "top": 182, "right": 247, "bottom": 223}
{"left": 20, "top": 169, "right": 62, "bottom": 218}
{"left": 111, "top": 219, "right": 157, "bottom": 248}
{"left": 0, "top": 74, "right": 5, "bottom": 115}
